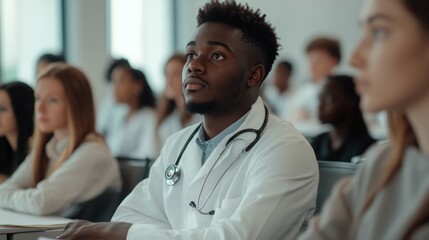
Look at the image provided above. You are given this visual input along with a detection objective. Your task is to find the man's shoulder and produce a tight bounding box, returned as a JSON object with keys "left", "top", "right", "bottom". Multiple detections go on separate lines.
{"left": 260, "top": 115, "right": 313, "bottom": 150}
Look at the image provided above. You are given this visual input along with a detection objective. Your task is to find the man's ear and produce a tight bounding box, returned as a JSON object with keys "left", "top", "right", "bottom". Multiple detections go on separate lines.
{"left": 247, "top": 64, "right": 265, "bottom": 87}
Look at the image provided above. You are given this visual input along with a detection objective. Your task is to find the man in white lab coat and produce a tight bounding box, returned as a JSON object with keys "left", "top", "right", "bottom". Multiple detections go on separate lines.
{"left": 58, "top": 1, "right": 318, "bottom": 239}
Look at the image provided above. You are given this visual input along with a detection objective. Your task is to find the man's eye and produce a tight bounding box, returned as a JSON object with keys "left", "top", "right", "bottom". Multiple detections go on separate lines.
{"left": 212, "top": 53, "right": 224, "bottom": 61}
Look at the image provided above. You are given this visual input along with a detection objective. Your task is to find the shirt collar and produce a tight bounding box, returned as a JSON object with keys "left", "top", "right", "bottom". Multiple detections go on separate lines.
{"left": 196, "top": 112, "right": 249, "bottom": 162}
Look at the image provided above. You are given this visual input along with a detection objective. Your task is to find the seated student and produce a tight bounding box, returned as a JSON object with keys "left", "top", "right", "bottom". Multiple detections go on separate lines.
{"left": 58, "top": 1, "right": 318, "bottom": 239}
{"left": 299, "top": 0, "right": 429, "bottom": 239}
{"left": 311, "top": 75, "right": 376, "bottom": 162}
{"left": 0, "top": 81, "right": 35, "bottom": 183}
{"left": 155, "top": 53, "right": 200, "bottom": 154}
{"left": 261, "top": 60, "right": 295, "bottom": 119}
{"left": 291, "top": 37, "right": 341, "bottom": 123}
{"left": 35, "top": 53, "right": 66, "bottom": 75}
{"left": 106, "top": 66, "right": 157, "bottom": 159}
{"left": 96, "top": 58, "right": 131, "bottom": 137}
{"left": 0, "top": 63, "right": 121, "bottom": 216}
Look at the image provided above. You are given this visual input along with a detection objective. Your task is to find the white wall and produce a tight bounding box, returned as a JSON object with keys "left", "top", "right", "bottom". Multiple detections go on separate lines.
{"left": 176, "top": 0, "right": 364, "bottom": 85}
{"left": 65, "top": 0, "right": 110, "bottom": 106}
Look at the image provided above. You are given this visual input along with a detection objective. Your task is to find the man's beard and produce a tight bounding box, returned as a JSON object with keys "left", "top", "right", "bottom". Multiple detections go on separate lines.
{"left": 185, "top": 101, "right": 216, "bottom": 114}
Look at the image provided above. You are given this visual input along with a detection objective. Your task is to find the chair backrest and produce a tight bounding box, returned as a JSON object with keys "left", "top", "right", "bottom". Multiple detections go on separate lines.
{"left": 63, "top": 189, "right": 121, "bottom": 222}
{"left": 117, "top": 157, "right": 152, "bottom": 201}
{"left": 315, "top": 160, "right": 359, "bottom": 215}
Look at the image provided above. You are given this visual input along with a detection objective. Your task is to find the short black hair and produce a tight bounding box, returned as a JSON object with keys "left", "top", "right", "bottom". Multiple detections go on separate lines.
{"left": 197, "top": 0, "right": 280, "bottom": 79}
{"left": 37, "top": 53, "right": 66, "bottom": 64}
{"left": 278, "top": 60, "right": 293, "bottom": 74}
{"left": 105, "top": 58, "right": 131, "bottom": 82}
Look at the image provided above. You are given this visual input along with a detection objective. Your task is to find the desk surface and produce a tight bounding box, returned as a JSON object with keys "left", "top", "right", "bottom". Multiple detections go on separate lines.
{"left": 0, "top": 208, "right": 70, "bottom": 236}
{"left": 0, "top": 208, "right": 70, "bottom": 226}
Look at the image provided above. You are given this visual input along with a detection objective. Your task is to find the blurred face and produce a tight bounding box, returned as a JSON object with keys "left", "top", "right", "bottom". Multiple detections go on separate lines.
{"left": 272, "top": 64, "right": 291, "bottom": 92}
{"left": 183, "top": 22, "right": 251, "bottom": 114}
{"left": 318, "top": 82, "right": 348, "bottom": 125}
{"left": 112, "top": 67, "right": 141, "bottom": 104}
{"left": 35, "top": 77, "right": 68, "bottom": 134}
{"left": 307, "top": 49, "right": 338, "bottom": 82}
{"left": 350, "top": 0, "right": 429, "bottom": 113}
{"left": 165, "top": 59, "right": 185, "bottom": 100}
{"left": 0, "top": 90, "right": 17, "bottom": 136}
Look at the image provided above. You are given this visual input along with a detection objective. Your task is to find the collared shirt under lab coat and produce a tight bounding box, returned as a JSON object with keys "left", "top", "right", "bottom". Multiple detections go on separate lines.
{"left": 112, "top": 97, "right": 319, "bottom": 240}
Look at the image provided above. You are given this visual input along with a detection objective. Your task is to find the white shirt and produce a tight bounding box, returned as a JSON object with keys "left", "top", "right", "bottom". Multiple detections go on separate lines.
{"left": 107, "top": 107, "right": 157, "bottom": 159}
{"left": 0, "top": 134, "right": 121, "bottom": 215}
{"left": 291, "top": 80, "right": 324, "bottom": 122}
{"left": 263, "top": 83, "right": 294, "bottom": 119}
{"left": 112, "top": 97, "right": 319, "bottom": 240}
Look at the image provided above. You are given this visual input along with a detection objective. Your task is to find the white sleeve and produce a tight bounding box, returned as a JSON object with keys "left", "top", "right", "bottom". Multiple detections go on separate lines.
{"left": 112, "top": 153, "right": 171, "bottom": 230}
{"left": 114, "top": 136, "right": 319, "bottom": 240}
{"left": 0, "top": 142, "right": 119, "bottom": 215}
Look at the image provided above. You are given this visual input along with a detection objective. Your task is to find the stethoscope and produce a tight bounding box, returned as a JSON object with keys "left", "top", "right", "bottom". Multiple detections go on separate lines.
{"left": 164, "top": 105, "right": 269, "bottom": 215}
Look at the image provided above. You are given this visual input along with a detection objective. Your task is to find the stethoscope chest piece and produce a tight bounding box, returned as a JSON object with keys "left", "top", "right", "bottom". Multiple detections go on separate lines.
{"left": 165, "top": 164, "right": 181, "bottom": 186}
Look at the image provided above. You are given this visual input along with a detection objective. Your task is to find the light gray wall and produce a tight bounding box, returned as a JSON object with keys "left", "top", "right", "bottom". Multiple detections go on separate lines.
{"left": 176, "top": 0, "right": 364, "bottom": 85}
{"left": 64, "top": 0, "right": 110, "bottom": 106}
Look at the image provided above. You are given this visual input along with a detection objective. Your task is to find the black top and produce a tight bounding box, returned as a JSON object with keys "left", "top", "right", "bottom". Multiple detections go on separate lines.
{"left": 311, "top": 132, "right": 376, "bottom": 162}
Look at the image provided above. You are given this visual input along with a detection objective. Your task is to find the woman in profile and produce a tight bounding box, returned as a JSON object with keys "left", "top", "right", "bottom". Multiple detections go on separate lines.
{"left": 311, "top": 75, "right": 375, "bottom": 162}
{"left": 154, "top": 53, "right": 199, "bottom": 154}
{"left": 0, "top": 64, "right": 121, "bottom": 216}
{"left": 106, "top": 66, "right": 157, "bottom": 159}
{"left": 0, "top": 81, "right": 34, "bottom": 183}
{"left": 300, "top": 0, "right": 429, "bottom": 238}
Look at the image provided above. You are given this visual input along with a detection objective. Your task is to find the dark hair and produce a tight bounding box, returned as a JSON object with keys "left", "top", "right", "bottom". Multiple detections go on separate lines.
{"left": 0, "top": 81, "right": 35, "bottom": 176}
{"left": 105, "top": 58, "right": 131, "bottom": 82}
{"left": 402, "top": 0, "right": 429, "bottom": 29}
{"left": 37, "top": 53, "right": 66, "bottom": 65}
{"left": 277, "top": 60, "right": 293, "bottom": 74}
{"left": 131, "top": 69, "right": 156, "bottom": 109}
{"left": 306, "top": 37, "right": 341, "bottom": 62}
{"left": 197, "top": 0, "right": 280, "bottom": 79}
{"left": 326, "top": 75, "right": 368, "bottom": 136}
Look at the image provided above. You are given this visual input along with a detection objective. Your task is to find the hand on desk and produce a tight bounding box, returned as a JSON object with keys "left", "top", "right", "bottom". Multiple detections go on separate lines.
{"left": 56, "top": 220, "right": 131, "bottom": 240}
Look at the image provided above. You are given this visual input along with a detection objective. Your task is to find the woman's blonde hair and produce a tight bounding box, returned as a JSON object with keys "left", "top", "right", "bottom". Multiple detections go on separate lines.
{"left": 32, "top": 63, "right": 97, "bottom": 184}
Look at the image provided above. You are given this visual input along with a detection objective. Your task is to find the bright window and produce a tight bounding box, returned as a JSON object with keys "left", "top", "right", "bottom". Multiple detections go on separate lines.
{"left": 110, "top": 0, "right": 173, "bottom": 93}
{"left": 0, "top": 0, "right": 62, "bottom": 85}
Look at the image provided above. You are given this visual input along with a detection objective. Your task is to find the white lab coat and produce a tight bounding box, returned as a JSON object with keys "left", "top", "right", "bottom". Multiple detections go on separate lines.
{"left": 112, "top": 97, "right": 319, "bottom": 240}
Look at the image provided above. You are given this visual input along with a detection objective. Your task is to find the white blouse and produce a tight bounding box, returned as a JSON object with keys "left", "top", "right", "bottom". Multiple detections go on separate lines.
{"left": 106, "top": 107, "right": 157, "bottom": 159}
{"left": 0, "top": 134, "right": 121, "bottom": 216}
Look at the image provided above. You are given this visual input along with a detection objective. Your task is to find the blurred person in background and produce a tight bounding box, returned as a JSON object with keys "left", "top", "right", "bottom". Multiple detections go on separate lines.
{"left": 154, "top": 53, "right": 200, "bottom": 155}
{"left": 311, "top": 75, "right": 376, "bottom": 162}
{"left": 0, "top": 81, "right": 34, "bottom": 183}
{"left": 292, "top": 37, "right": 341, "bottom": 123}
{"left": 35, "top": 53, "right": 66, "bottom": 75}
{"left": 0, "top": 63, "right": 121, "bottom": 215}
{"left": 261, "top": 60, "right": 295, "bottom": 119}
{"left": 106, "top": 66, "right": 157, "bottom": 159}
{"left": 96, "top": 58, "right": 131, "bottom": 137}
